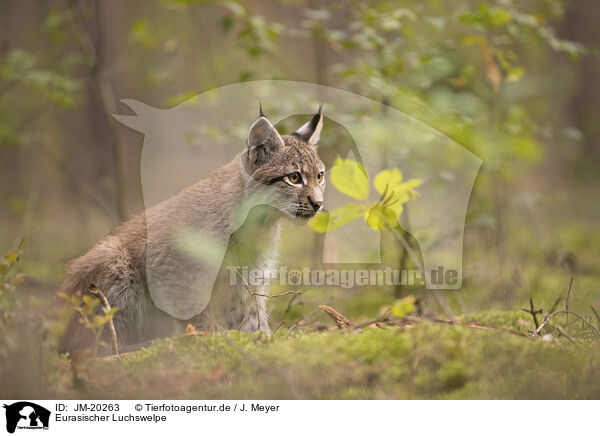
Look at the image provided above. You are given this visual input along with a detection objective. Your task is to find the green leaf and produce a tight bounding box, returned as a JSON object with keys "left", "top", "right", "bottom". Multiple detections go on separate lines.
{"left": 506, "top": 66, "right": 525, "bottom": 82}
{"left": 309, "top": 203, "right": 365, "bottom": 232}
{"left": 390, "top": 295, "right": 416, "bottom": 318}
{"left": 3, "top": 252, "right": 19, "bottom": 264}
{"left": 374, "top": 168, "right": 403, "bottom": 194}
{"left": 330, "top": 158, "right": 369, "bottom": 200}
{"left": 374, "top": 168, "right": 422, "bottom": 203}
{"left": 392, "top": 179, "right": 424, "bottom": 203}
{"left": 458, "top": 12, "right": 481, "bottom": 25}
{"left": 364, "top": 205, "right": 399, "bottom": 231}
{"left": 70, "top": 295, "right": 81, "bottom": 307}
{"left": 461, "top": 35, "right": 486, "bottom": 46}
{"left": 93, "top": 315, "right": 106, "bottom": 328}
{"left": 82, "top": 295, "right": 95, "bottom": 307}
{"left": 489, "top": 9, "right": 511, "bottom": 28}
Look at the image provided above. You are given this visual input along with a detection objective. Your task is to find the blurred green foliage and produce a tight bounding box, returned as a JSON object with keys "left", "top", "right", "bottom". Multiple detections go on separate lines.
{"left": 0, "top": 8, "right": 82, "bottom": 150}
{"left": 57, "top": 290, "right": 119, "bottom": 357}
{"left": 117, "top": 0, "right": 589, "bottom": 229}
{"left": 1, "top": 0, "right": 598, "bottom": 400}
{"left": 309, "top": 160, "right": 422, "bottom": 232}
{"left": 0, "top": 239, "right": 25, "bottom": 322}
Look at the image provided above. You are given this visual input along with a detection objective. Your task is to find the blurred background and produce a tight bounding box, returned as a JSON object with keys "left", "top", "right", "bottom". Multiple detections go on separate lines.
{"left": 1, "top": 0, "right": 600, "bottom": 398}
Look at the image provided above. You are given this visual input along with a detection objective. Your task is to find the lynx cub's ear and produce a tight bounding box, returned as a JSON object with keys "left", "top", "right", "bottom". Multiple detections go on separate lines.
{"left": 292, "top": 105, "right": 323, "bottom": 148}
{"left": 243, "top": 115, "right": 285, "bottom": 170}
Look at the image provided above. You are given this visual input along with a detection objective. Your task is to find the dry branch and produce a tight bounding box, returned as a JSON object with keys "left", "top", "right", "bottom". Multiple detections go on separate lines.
{"left": 89, "top": 286, "right": 119, "bottom": 357}
{"left": 535, "top": 310, "right": 600, "bottom": 338}
{"left": 521, "top": 298, "right": 542, "bottom": 330}
{"left": 590, "top": 305, "right": 600, "bottom": 327}
{"left": 549, "top": 295, "right": 562, "bottom": 314}
{"left": 318, "top": 305, "right": 352, "bottom": 329}
{"left": 556, "top": 325, "right": 577, "bottom": 344}
{"left": 564, "top": 276, "right": 574, "bottom": 323}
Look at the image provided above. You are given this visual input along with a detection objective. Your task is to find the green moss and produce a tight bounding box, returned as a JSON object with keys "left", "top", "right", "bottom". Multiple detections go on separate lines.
{"left": 53, "top": 316, "right": 600, "bottom": 399}
{"left": 463, "top": 309, "right": 527, "bottom": 330}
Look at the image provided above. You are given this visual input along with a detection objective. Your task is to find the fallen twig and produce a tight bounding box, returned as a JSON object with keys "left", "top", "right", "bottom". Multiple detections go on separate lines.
{"left": 353, "top": 314, "right": 390, "bottom": 330}
{"left": 89, "top": 286, "right": 119, "bottom": 357}
{"left": 549, "top": 295, "right": 562, "bottom": 314}
{"left": 284, "top": 317, "right": 303, "bottom": 338}
{"left": 232, "top": 267, "right": 269, "bottom": 331}
{"left": 556, "top": 325, "right": 577, "bottom": 345}
{"left": 535, "top": 310, "right": 600, "bottom": 338}
{"left": 521, "top": 297, "right": 542, "bottom": 330}
{"left": 281, "top": 292, "right": 299, "bottom": 321}
{"left": 318, "top": 305, "right": 352, "bottom": 329}
{"left": 590, "top": 305, "right": 600, "bottom": 327}
{"left": 564, "top": 276, "right": 573, "bottom": 324}
{"left": 271, "top": 320, "right": 285, "bottom": 334}
{"left": 253, "top": 290, "right": 302, "bottom": 299}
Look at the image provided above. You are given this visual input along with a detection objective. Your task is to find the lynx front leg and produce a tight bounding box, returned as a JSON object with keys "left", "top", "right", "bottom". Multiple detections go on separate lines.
{"left": 239, "top": 293, "right": 271, "bottom": 334}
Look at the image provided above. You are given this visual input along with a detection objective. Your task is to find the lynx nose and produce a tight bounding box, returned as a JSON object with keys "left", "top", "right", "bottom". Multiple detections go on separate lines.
{"left": 308, "top": 196, "right": 323, "bottom": 212}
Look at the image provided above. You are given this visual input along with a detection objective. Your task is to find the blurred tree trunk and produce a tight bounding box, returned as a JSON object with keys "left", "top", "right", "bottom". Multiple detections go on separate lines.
{"left": 70, "top": 0, "right": 129, "bottom": 221}
{"left": 562, "top": 0, "right": 600, "bottom": 168}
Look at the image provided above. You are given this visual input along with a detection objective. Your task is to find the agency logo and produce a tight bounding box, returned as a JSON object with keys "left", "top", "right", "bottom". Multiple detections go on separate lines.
{"left": 2, "top": 402, "right": 50, "bottom": 434}
{"left": 114, "top": 81, "right": 481, "bottom": 319}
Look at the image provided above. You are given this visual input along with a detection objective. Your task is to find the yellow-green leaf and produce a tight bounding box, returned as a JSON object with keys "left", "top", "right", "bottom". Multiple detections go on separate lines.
{"left": 93, "top": 315, "right": 106, "bottom": 328}
{"left": 489, "top": 8, "right": 511, "bottom": 27}
{"left": 374, "top": 168, "right": 422, "bottom": 204}
{"left": 374, "top": 168, "right": 403, "bottom": 195}
{"left": 70, "top": 295, "right": 81, "bottom": 307}
{"left": 364, "top": 205, "right": 399, "bottom": 231}
{"left": 507, "top": 66, "right": 525, "bottom": 82}
{"left": 330, "top": 158, "right": 369, "bottom": 200}
{"left": 462, "top": 35, "right": 487, "bottom": 46}
{"left": 309, "top": 203, "right": 365, "bottom": 232}
{"left": 390, "top": 295, "right": 416, "bottom": 318}
{"left": 391, "top": 179, "right": 424, "bottom": 203}
{"left": 3, "top": 252, "right": 19, "bottom": 264}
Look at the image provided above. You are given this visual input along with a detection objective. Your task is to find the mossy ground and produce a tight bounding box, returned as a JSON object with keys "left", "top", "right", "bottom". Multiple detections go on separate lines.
{"left": 52, "top": 313, "right": 597, "bottom": 400}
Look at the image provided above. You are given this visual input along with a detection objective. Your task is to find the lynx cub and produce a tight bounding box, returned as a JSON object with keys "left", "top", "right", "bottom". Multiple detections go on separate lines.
{"left": 60, "top": 107, "right": 325, "bottom": 353}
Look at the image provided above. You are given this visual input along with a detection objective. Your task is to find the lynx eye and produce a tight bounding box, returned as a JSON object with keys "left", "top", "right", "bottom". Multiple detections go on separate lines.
{"left": 317, "top": 171, "right": 325, "bottom": 184}
{"left": 284, "top": 172, "right": 303, "bottom": 186}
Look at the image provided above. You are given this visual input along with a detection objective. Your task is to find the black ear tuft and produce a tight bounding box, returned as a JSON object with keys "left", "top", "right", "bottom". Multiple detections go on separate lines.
{"left": 259, "top": 101, "right": 265, "bottom": 118}
{"left": 292, "top": 107, "right": 324, "bottom": 148}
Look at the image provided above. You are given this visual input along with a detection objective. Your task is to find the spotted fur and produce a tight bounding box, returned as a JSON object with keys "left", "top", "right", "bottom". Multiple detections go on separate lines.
{"left": 59, "top": 110, "right": 325, "bottom": 355}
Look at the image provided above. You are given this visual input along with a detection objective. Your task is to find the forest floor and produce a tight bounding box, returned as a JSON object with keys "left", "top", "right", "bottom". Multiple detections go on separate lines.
{"left": 3, "top": 208, "right": 600, "bottom": 399}
{"left": 54, "top": 309, "right": 600, "bottom": 399}
{"left": 49, "top": 215, "right": 600, "bottom": 399}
